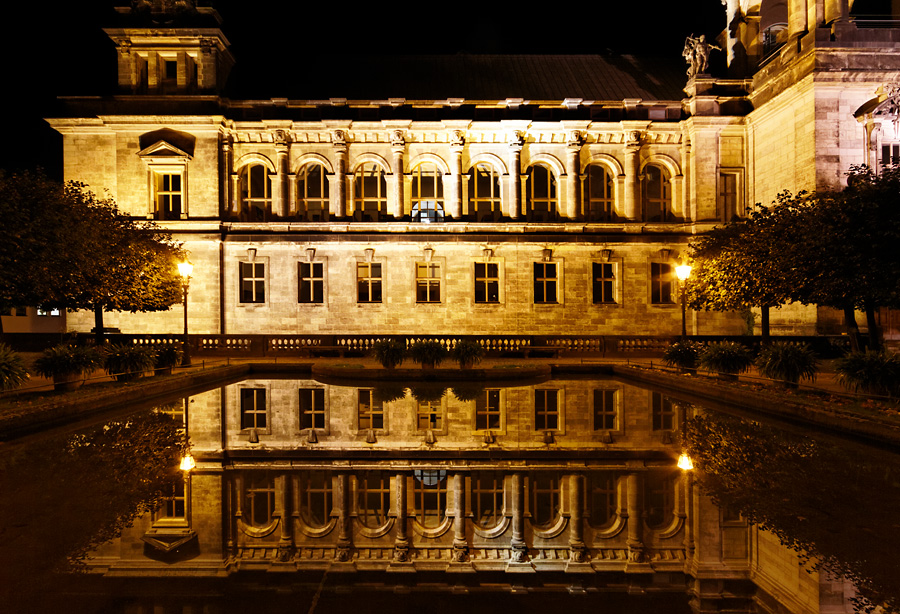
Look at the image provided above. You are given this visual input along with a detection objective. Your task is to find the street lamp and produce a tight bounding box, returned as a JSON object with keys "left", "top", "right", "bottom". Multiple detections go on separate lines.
{"left": 675, "top": 262, "right": 692, "bottom": 338}
{"left": 177, "top": 260, "right": 193, "bottom": 366}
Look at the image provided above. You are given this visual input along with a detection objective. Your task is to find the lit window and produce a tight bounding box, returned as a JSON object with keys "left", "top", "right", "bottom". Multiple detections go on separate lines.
{"left": 475, "top": 389, "right": 502, "bottom": 430}
{"left": 358, "top": 389, "right": 383, "bottom": 430}
{"left": 299, "top": 387, "right": 326, "bottom": 430}
{"left": 585, "top": 165, "right": 614, "bottom": 221}
{"left": 413, "top": 470, "right": 447, "bottom": 528}
{"left": 155, "top": 172, "right": 183, "bottom": 220}
{"left": 298, "top": 262, "right": 324, "bottom": 304}
{"left": 244, "top": 472, "right": 276, "bottom": 527}
{"left": 357, "top": 262, "right": 382, "bottom": 303}
{"left": 416, "top": 400, "right": 442, "bottom": 431}
{"left": 415, "top": 263, "right": 440, "bottom": 303}
{"left": 593, "top": 389, "right": 617, "bottom": 430}
{"left": 535, "top": 389, "right": 560, "bottom": 430}
{"left": 474, "top": 262, "right": 499, "bottom": 303}
{"left": 592, "top": 262, "right": 616, "bottom": 304}
{"left": 533, "top": 262, "right": 558, "bottom": 304}
{"left": 525, "top": 165, "right": 557, "bottom": 221}
{"left": 651, "top": 262, "right": 674, "bottom": 304}
{"left": 357, "top": 471, "right": 391, "bottom": 528}
{"left": 36, "top": 307, "right": 61, "bottom": 317}
{"left": 472, "top": 471, "right": 504, "bottom": 529}
{"left": 156, "top": 478, "right": 187, "bottom": 521}
{"left": 240, "top": 388, "right": 267, "bottom": 430}
{"left": 239, "top": 163, "right": 272, "bottom": 222}
{"left": 353, "top": 163, "right": 387, "bottom": 221}
{"left": 239, "top": 262, "right": 265, "bottom": 303}
{"left": 587, "top": 472, "right": 618, "bottom": 528}
{"left": 411, "top": 163, "right": 445, "bottom": 222}
{"left": 651, "top": 392, "right": 676, "bottom": 431}
{"left": 528, "top": 473, "right": 561, "bottom": 528}
{"left": 643, "top": 164, "right": 674, "bottom": 222}
{"left": 299, "top": 471, "right": 333, "bottom": 528}
{"left": 296, "top": 163, "right": 329, "bottom": 221}
{"left": 467, "top": 163, "right": 501, "bottom": 222}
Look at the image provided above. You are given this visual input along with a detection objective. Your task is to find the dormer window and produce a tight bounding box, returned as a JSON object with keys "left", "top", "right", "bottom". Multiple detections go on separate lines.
{"left": 137, "top": 136, "right": 193, "bottom": 220}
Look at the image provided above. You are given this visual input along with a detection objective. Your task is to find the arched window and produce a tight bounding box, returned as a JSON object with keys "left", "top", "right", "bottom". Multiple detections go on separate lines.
{"left": 584, "top": 164, "right": 615, "bottom": 222}
{"left": 528, "top": 472, "right": 561, "bottom": 528}
{"left": 298, "top": 471, "right": 333, "bottom": 528}
{"left": 411, "top": 163, "right": 445, "bottom": 222}
{"left": 357, "top": 471, "right": 391, "bottom": 528}
{"left": 296, "top": 163, "right": 329, "bottom": 222}
{"left": 244, "top": 472, "right": 276, "bottom": 528}
{"left": 525, "top": 164, "right": 557, "bottom": 222}
{"left": 353, "top": 163, "right": 388, "bottom": 221}
{"left": 645, "top": 470, "right": 677, "bottom": 530}
{"left": 467, "top": 163, "right": 502, "bottom": 222}
{"left": 642, "top": 164, "right": 674, "bottom": 222}
{"left": 413, "top": 469, "right": 447, "bottom": 528}
{"left": 238, "top": 163, "right": 272, "bottom": 222}
{"left": 471, "top": 471, "right": 504, "bottom": 530}
{"left": 587, "top": 472, "right": 619, "bottom": 529}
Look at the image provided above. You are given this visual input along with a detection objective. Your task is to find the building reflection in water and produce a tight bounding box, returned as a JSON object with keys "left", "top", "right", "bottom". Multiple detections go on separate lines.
{"left": 5, "top": 375, "right": 891, "bottom": 613}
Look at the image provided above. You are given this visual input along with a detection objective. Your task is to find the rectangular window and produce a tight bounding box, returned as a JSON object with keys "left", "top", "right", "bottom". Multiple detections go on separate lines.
{"left": 474, "top": 262, "right": 499, "bottom": 303}
{"left": 651, "top": 263, "right": 674, "bottom": 304}
{"left": 36, "top": 307, "right": 61, "bottom": 317}
{"left": 416, "top": 400, "right": 442, "bottom": 430}
{"left": 882, "top": 143, "right": 900, "bottom": 167}
{"left": 719, "top": 172, "right": 739, "bottom": 221}
{"left": 416, "top": 263, "right": 441, "bottom": 303}
{"left": 533, "top": 263, "right": 558, "bottom": 304}
{"left": 592, "top": 262, "right": 616, "bottom": 304}
{"left": 651, "top": 392, "right": 675, "bottom": 431}
{"left": 357, "top": 262, "right": 383, "bottom": 303}
{"left": 159, "top": 479, "right": 186, "bottom": 520}
{"left": 593, "top": 389, "right": 617, "bottom": 430}
{"left": 3, "top": 307, "right": 27, "bottom": 317}
{"left": 475, "top": 389, "right": 502, "bottom": 430}
{"left": 358, "top": 389, "right": 383, "bottom": 430}
{"left": 240, "top": 262, "right": 266, "bottom": 303}
{"left": 299, "top": 387, "right": 326, "bottom": 430}
{"left": 535, "top": 389, "right": 560, "bottom": 430}
{"left": 155, "top": 172, "right": 183, "bottom": 220}
{"left": 299, "top": 262, "right": 324, "bottom": 304}
{"left": 240, "top": 388, "right": 267, "bottom": 430}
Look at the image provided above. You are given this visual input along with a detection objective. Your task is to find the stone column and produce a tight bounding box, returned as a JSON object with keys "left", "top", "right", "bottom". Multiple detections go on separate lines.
{"left": 507, "top": 132, "right": 523, "bottom": 219}
{"left": 565, "top": 131, "right": 583, "bottom": 219}
{"left": 510, "top": 472, "right": 528, "bottom": 562}
{"left": 332, "top": 130, "right": 348, "bottom": 219}
{"left": 277, "top": 474, "right": 292, "bottom": 562}
{"left": 625, "top": 471, "right": 645, "bottom": 563}
{"left": 393, "top": 472, "right": 410, "bottom": 562}
{"left": 274, "top": 132, "right": 290, "bottom": 218}
{"left": 448, "top": 131, "right": 464, "bottom": 219}
{"left": 623, "top": 131, "right": 642, "bottom": 221}
{"left": 220, "top": 136, "right": 232, "bottom": 217}
{"left": 568, "top": 473, "right": 588, "bottom": 562}
{"left": 230, "top": 174, "right": 240, "bottom": 218}
{"left": 390, "top": 130, "right": 405, "bottom": 219}
{"left": 788, "top": 0, "right": 808, "bottom": 40}
{"left": 451, "top": 473, "right": 469, "bottom": 562}
{"left": 335, "top": 473, "right": 352, "bottom": 562}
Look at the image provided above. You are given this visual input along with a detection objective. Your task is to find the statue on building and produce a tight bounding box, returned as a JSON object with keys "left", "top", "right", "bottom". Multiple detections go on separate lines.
{"left": 683, "top": 34, "right": 720, "bottom": 79}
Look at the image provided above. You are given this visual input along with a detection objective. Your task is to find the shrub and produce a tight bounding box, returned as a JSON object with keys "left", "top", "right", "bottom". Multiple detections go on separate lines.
{"left": 371, "top": 339, "right": 406, "bottom": 369}
{"left": 755, "top": 342, "right": 818, "bottom": 387}
{"left": 409, "top": 340, "right": 448, "bottom": 369}
{"left": 0, "top": 343, "right": 28, "bottom": 391}
{"left": 450, "top": 339, "right": 485, "bottom": 369}
{"left": 372, "top": 382, "right": 408, "bottom": 403}
{"left": 835, "top": 351, "right": 900, "bottom": 398}
{"left": 34, "top": 344, "right": 101, "bottom": 380}
{"left": 153, "top": 344, "right": 184, "bottom": 370}
{"left": 662, "top": 340, "right": 703, "bottom": 372}
{"left": 450, "top": 382, "right": 486, "bottom": 402}
{"left": 699, "top": 341, "right": 754, "bottom": 377}
{"left": 409, "top": 384, "right": 448, "bottom": 403}
{"left": 103, "top": 343, "right": 155, "bottom": 382}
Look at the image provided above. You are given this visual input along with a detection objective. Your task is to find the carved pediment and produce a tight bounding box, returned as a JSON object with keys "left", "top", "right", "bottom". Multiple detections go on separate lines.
{"left": 137, "top": 140, "right": 193, "bottom": 161}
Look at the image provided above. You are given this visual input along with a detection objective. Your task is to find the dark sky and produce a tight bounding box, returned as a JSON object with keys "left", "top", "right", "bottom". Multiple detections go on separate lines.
{"left": 0, "top": 1, "right": 726, "bottom": 176}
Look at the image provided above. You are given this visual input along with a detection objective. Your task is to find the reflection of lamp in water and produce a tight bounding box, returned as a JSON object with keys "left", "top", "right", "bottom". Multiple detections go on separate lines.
{"left": 677, "top": 452, "right": 694, "bottom": 471}
{"left": 675, "top": 262, "right": 692, "bottom": 339}
{"left": 180, "top": 453, "right": 196, "bottom": 472}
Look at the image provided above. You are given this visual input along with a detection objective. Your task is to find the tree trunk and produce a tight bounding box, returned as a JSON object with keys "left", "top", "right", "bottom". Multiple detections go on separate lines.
{"left": 94, "top": 305, "right": 105, "bottom": 347}
{"left": 760, "top": 305, "right": 770, "bottom": 342}
{"left": 843, "top": 306, "right": 861, "bottom": 352}
{"left": 865, "top": 303, "right": 881, "bottom": 352}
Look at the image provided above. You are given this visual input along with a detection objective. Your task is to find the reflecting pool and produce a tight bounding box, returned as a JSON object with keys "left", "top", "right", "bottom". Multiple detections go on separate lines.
{"left": 1, "top": 373, "right": 897, "bottom": 614}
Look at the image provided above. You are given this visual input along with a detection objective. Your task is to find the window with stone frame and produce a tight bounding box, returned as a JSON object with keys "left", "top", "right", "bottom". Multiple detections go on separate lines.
{"left": 528, "top": 472, "right": 561, "bottom": 528}
{"left": 471, "top": 471, "right": 504, "bottom": 529}
{"left": 642, "top": 164, "right": 674, "bottom": 222}
{"left": 474, "top": 262, "right": 500, "bottom": 303}
{"left": 239, "top": 163, "right": 272, "bottom": 222}
{"left": 467, "top": 163, "right": 502, "bottom": 221}
{"left": 593, "top": 388, "right": 617, "bottom": 430}
{"left": 357, "top": 471, "right": 391, "bottom": 528}
{"left": 358, "top": 388, "right": 383, "bottom": 430}
{"left": 240, "top": 388, "right": 267, "bottom": 430}
{"left": 651, "top": 392, "right": 676, "bottom": 431}
{"left": 244, "top": 472, "right": 276, "bottom": 527}
{"left": 475, "top": 389, "right": 502, "bottom": 430}
{"left": 592, "top": 261, "right": 617, "bottom": 304}
{"left": 298, "top": 470, "right": 333, "bottom": 528}
{"left": 719, "top": 171, "right": 741, "bottom": 221}
{"left": 525, "top": 164, "right": 558, "bottom": 221}
{"left": 155, "top": 477, "right": 187, "bottom": 523}
{"left": 415, "top": 262, "right": 441, "bottom": 303}
{"left": 353, "top": 163, "right": 388, "bottom": 221}
{"left": 416, "top": 399, "right": 442, "bottom": 431}
{"left": 534, "top": 388, "right": 560, "bottom": 430}
{"left": 412, "top": 470, "right": 447, "bottom": 528}
{"left": 587, "top": 472, "right": 618, "bottom": 528}
{"left": 296, "top": 163, "right": 330, "bottom": 221}
{"left": 533, "top": 262, "right": 558, "bottom": 304}
{"left": 154, "top": 171, "right": 183, "bottom": 220}
{"left": 584, "top": 164, "right": 614, "bottom": 221}
{"left": 357, "top": 262, "right": 383, "bottom": 303}
{"left": 239, "top": 261, "right": 266, "bottom": 303}
{"left": 650, "top": 262, "right": 674, "bottom": 304}
{"left": 645, "top": 470, "right": 677, "bottom": 529}
{"left": 299, "top": 387, "right": 326, "bottom": 430}
{"left": 411, "top": 163, "right": 445, "bottom": 222}
{"left": 298, "top": 262, "right": 324, "bottom": 304}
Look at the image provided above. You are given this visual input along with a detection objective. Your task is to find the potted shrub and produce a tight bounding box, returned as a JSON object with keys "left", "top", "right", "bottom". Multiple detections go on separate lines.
{"left": 699, "top": 341, "right": 753, "bottom": 380}
{"left": 450, "top": 339, "right": 485, "bottom": 369}
{"left": 755, "top": 342, "right": 818, "bottom": 388}
{"left": 0, "top": 343, "right": 29, "bottom": 391}
{"left": 409, "top": 340, "right": 448, "bottom": 369}
{"left": 662, "top": 340, "right": 703, "bottom": 374}
{"left": 371, "top": 339, "right": 406, "bottom": 369}
{"left": 103, "top": 343, "right": 155, "bottom": 382}
{"left": 835, "top": 350, "right": 900, "bottom": 398}
{"left": 34, "top": 344, "right": 101, "bottom": 391}
{"left": 153, "top": 344, "right": 184, "bottom": 375}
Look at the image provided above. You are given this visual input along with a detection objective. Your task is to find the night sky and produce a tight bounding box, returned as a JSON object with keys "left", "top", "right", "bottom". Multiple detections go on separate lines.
{"left": 0, "top": 1, "right": 726, "bottom": 176}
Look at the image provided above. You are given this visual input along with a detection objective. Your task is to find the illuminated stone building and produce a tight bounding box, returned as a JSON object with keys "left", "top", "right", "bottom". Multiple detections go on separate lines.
{"left": 45, "top": 0, "right": 900, "bottom": 340}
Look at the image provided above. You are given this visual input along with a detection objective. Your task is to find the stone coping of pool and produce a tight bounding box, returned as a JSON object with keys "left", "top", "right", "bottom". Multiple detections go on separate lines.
{"left": 310, "top": 363, "right": 552, "bottom": 381}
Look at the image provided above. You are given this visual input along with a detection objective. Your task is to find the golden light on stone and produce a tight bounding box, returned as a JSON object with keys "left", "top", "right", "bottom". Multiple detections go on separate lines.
{"left": 179, "top": 453, "right": 196, "bottom": 472}
{"left": 677, "top": 452, "right": 694, "bottom": 471}
{"left": 675, "top": 263, "right": 692, "bottom": 282}
{"left": 177, "top": 260, "right": 193, "bottom": 280}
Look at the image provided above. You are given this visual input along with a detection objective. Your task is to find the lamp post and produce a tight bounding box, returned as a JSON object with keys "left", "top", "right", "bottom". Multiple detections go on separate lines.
{"left": 177, "top": 260, "right": 193, "bottom": 366}
{"left": 675, "top": 263, "right": 692, "bottom": 339}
